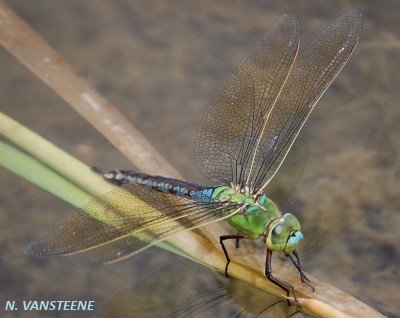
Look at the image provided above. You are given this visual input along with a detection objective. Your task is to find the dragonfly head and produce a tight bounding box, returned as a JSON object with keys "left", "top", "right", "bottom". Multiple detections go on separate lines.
{"left": 266, "top": 213, "right": 303, "bottom": 254}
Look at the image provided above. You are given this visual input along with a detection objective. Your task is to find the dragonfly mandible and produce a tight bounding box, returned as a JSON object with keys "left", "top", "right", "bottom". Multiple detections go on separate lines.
{"left": 26, "top": 10, "right": 363, "bottom": 302}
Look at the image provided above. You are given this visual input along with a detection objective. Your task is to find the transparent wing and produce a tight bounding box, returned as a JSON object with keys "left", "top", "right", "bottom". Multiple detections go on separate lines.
{"left": 196, "top": 10, "right": 363, "bottom": 192}
{"left": 253, "top": 10, "right": 363, "bottom": 191}
{"left": 196, "top": 14, "right": 301, "bottom": 187}
{"left": 25, "top": 184, "right": 240, "bottom": 264}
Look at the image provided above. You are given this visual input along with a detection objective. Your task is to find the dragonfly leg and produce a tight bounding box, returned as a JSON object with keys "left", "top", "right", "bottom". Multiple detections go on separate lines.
{"left": 219, "top": 233, "right": 247, "bottom": 278}
{"left": 235, "top": 232, "right": 241, "bottom": 248}
{"left": 287, "top": 251, "right": 315, "bottom": 292}
{"left": 265, "top": 249, "right": 296, "bottom": 305}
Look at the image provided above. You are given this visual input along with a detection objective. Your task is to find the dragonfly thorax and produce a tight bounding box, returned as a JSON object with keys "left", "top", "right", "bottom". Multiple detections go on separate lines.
{"left": 212, "top": 185, "right": 303, "bottom": 253}
{"left": 212, "top": 186, "right": 277, "bottom": 240}
{"left": 211, "top": 185, "right": 268, "bottom": 207}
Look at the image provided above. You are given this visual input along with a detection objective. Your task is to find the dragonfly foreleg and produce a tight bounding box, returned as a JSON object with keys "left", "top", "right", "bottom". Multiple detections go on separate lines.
{"left": 235, "top": 233, "right": 242, "bottom": 248}
{"left": 287, "top": 251, "right": 315, "bottom": 292}
{"left": 265, "top": 249, "right": 296, "bottom": 305}
{"left": 219, "top": 233, "right": 247, "bottom": 278}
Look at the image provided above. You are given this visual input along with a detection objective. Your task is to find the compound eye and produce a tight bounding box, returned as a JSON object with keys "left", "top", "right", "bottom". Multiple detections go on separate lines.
{"left": 267, "top": 222, "right": 290, "bottom": 252}
{"left": 272, "top": 224, "right": 282, "bottom": 235}
{"left": 282, "top": 213, "right": 301, "bottom": 231}
{"left": 284, "top": 231, "right": 303, "bottom": 254}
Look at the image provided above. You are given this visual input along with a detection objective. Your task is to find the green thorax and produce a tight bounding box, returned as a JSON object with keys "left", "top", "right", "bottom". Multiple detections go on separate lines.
{"left": 211, "top": 185, "right": 279, "bottom": 239}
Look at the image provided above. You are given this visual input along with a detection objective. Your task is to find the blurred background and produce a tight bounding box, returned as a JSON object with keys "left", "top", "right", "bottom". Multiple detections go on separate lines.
{"left": 0, "top": 0, "right": 399, "bottom": 317}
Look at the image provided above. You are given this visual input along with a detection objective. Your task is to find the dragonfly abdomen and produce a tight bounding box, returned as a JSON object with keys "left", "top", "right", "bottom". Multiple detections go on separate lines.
{"left": 93, "top": 167, "right": 217, "bottom": 199}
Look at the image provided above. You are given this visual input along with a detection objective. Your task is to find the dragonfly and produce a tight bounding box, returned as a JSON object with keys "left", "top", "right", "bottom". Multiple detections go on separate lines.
{"left": 26, "top": 10, "right": 363, "bottom": 302}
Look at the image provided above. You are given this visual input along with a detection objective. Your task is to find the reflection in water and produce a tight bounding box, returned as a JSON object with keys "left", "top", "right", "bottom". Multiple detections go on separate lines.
{"left": 99, "top": 260, "right": 307, "bottom": 318}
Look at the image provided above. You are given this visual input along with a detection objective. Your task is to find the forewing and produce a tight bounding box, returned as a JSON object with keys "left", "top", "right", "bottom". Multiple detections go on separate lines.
{"left": 196, "top": 14, "right": 300, "bottom": 186}
{"left": 25, "top": 184, "right": 240, "bottom": 264}
{"left": 249, "top": 10, "right": 363, "bottom": 191}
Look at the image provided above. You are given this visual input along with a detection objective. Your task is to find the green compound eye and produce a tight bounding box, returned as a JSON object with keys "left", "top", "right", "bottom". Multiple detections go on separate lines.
{"left": 266, "top": 213, "right": 303, "bottom": 254}
{"left": 282, "top": 213, "right": 301, "bottom": 231}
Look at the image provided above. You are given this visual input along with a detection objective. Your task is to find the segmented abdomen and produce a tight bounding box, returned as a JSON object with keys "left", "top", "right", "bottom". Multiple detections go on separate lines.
{"left": 93, "top": 167, "right": 217, "bottom": 199}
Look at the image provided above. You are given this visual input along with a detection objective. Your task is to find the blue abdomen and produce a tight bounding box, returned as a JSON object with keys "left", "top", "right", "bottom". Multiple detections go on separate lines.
{"left": 94, "top": 167, "right": 217, "bottom": 199}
